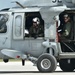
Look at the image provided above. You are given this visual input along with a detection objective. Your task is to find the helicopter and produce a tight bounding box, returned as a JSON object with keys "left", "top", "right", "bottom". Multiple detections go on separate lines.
{"left": 0, "top": 0, "right": 75, "bottom": 72}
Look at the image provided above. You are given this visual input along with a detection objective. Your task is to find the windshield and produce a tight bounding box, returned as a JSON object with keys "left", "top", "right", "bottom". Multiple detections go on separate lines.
{"left": 0, "top": 14, "right": 9, "bottom": 33}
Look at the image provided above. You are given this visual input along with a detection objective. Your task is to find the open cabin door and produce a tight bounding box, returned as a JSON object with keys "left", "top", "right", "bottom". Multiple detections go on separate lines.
{"left": 13, "top": 13, "right": 24, "bottom": 40}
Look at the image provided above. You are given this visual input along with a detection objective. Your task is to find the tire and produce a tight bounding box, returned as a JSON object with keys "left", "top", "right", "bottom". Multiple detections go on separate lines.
{"left": 3, "top": 59, "right": 9, "bottom": 63}
{"left": 37, "top": 53, "right": 57, "bottom": 72}
{"left": 59, "top": 59, "right": 74, "bottom": 72}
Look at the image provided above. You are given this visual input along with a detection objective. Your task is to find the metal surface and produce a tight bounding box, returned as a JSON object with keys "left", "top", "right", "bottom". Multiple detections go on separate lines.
{"left": 41, "top": 59, "right": 51, "bottom": 69}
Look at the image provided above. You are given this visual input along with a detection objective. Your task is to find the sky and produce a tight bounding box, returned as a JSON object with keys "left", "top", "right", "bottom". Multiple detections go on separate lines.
{"left": 0, "top": 0, "right": 28, "bottom": 10}
{"left": 0, "top": 0, "right": 25, "bottom": 10}
{"left": 0, "top": 0, "right": 13, "bottom": 9}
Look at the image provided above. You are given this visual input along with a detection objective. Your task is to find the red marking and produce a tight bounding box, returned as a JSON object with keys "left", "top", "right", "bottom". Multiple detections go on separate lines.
{"left": 16, "top": 56, "right": 20, "bottom": 58}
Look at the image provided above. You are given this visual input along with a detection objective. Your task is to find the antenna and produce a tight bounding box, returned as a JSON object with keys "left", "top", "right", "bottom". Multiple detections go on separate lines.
{"left": 12, "top": 1, "right": 25, "bottom": 8}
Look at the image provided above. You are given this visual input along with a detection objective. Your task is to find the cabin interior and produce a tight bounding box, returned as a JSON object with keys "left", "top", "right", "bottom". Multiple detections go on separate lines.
{"left": 58, "top": 10, "right": 75, "bottom": 52}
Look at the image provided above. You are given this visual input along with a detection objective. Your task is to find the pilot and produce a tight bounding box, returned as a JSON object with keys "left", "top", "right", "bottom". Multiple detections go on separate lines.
{"left": 29, "top": 17, "right": 44, "bottom": 39}
{"left": 59, "top": 14, "right": 72, "bottom": 40}
{"left": 0, "top": 14, "right": 8, "bottom": 33}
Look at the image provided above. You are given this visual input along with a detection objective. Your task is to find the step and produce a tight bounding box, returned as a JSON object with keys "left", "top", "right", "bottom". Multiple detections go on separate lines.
{"left": 59, "top": 52, "right": 75, "bottom": 59}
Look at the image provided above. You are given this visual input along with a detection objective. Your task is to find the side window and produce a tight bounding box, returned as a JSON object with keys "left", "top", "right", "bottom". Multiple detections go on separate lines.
{"left": 15, "top": 15, "right": 22, "bottom": 37}
{"left": 0, "top": 14, "right": 9, "bottom": 33}
{"left": 25, "top": 12, "right": 44, "bottom": 38}
{"left": 13, "top": 13, "right": 24, "bottom": 40}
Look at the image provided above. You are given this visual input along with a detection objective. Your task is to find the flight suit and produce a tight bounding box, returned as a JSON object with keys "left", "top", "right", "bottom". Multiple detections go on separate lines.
{"left": 60, "top": 21, "right": 72, "bottom": 40}
{"left": 62, "top": 22, "right": 71, "bottom": 37}
{"left": 29, "top": 25, "right": 44, "bottom": 38}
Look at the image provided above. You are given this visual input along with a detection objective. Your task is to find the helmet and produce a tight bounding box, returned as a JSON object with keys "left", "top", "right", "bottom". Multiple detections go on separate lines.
{"left": 64, "top": 14, "right": 70, "bottom": 18}
{"left": 33, "top": 17, "right": 40, "bottom": 24}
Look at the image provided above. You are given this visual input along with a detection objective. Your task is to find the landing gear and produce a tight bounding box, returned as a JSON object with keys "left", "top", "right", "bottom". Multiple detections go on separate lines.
{"left": 22, "top": 59, "right": 25, "bottom": 66}
{"left": 3, "top": 59, "right": 9, "bottom": 63}
{"left": 37, "top": 54, "right": 57, "bottom": 72}
{"left": 59, "top": 59, "right": 75, "bottom": 72}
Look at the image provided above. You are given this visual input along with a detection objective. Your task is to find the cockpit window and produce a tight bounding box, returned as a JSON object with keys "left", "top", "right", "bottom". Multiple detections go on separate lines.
{"left": 0, "top": 14, "right": 9, "bottom": 33}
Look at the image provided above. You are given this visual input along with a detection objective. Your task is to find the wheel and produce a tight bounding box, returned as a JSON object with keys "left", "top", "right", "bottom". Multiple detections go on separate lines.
{"left": 59, "top": 59, "right": 74, "bottom": 72}
{"left": 37, "top": 53, "right": 57, "bottom": 72}
{"left": 3, "top": 59, "right": 9, "bottom": 63}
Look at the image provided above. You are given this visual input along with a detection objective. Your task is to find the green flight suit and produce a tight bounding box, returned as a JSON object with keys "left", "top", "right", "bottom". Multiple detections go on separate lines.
{"left": 29, "top": 25, "right": 44, "bottom": 38}
{"left": 62, "top": 22, "right": 71, "bottom": 37}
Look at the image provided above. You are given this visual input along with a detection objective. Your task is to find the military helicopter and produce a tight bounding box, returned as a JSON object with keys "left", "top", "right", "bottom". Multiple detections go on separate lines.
{"left": 0, "top": 0, "right": 75, "bottom": 72}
